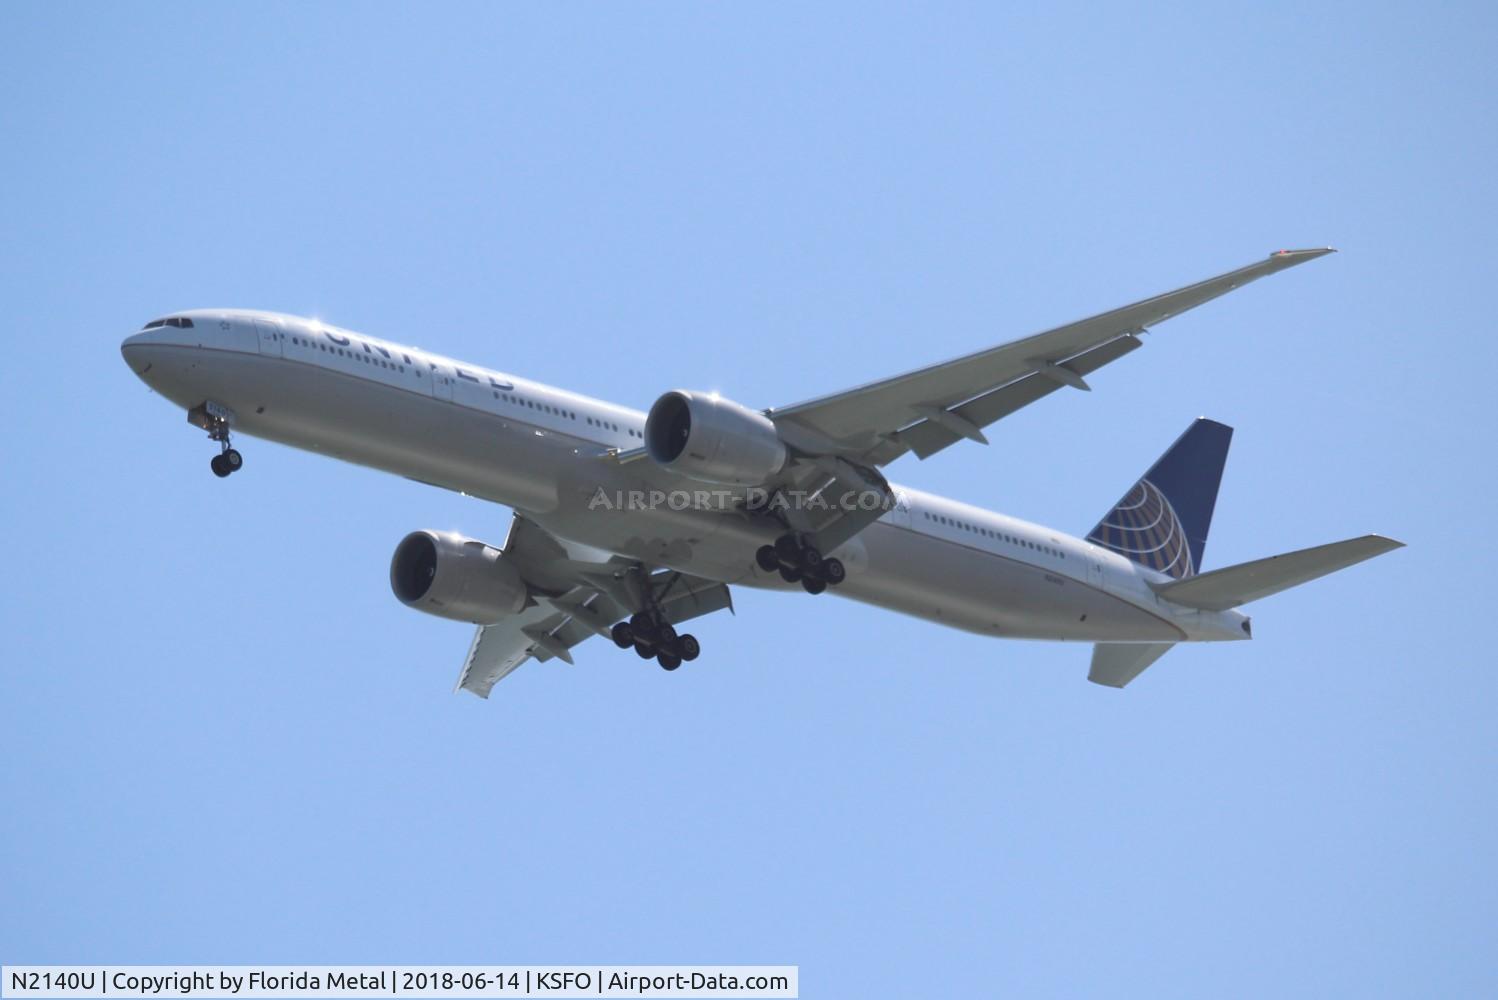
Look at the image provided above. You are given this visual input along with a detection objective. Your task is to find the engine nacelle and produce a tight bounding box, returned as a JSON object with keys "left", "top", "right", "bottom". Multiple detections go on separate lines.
{"left": 645, "top": 390, "right": 788, "bottom": 486}
{"left": 389, "top": 530, "right": 528, "bottom": 624}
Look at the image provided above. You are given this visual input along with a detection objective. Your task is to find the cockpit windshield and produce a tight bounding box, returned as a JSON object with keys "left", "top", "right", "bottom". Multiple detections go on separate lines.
{"left": 142, "top": 316, "right": 195, "bottom": 329}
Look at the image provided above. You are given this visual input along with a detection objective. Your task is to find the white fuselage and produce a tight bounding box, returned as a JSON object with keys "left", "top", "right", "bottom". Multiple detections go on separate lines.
{"left": 120, "top": 310, "right": 1251, "bottom": 646}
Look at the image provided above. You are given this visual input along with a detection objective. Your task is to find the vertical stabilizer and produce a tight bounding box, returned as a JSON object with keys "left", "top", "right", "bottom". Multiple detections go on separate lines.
{"left": 1087, "top": 418, "right": 1232, "bottom": 579}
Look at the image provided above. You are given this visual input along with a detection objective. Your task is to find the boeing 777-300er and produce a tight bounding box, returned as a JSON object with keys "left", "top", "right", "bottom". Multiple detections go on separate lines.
{"left": 121, "top": 249, "right": 1402, "bottom": 693}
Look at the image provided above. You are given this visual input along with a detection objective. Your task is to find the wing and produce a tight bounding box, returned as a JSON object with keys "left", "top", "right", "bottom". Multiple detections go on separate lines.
{"left": 769, "top": 249, "right": 1335, "bottom": 466}
{"left": 455, "top": 514, "right": 733, "bottom": 698}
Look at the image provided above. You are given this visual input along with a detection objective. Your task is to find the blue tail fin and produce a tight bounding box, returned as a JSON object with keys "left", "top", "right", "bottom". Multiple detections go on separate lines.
{"left": 1086, "top": 418, "right": 1232, "bottom": 579}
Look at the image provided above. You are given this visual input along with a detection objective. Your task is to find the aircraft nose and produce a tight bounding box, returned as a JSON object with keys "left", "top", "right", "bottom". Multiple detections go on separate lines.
{"left": 120, "top": 332, "right": 149, "bottom": 371}
{"left": 120, "top": 331, "right": 171, "bottom": 380}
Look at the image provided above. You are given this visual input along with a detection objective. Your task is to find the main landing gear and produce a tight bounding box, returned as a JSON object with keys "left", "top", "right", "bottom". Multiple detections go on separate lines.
{"left": 610, "top": 612, "right": 702, "bottom": 672}
{"left": 756, "top": 533, "right": 846, "bottom": 595}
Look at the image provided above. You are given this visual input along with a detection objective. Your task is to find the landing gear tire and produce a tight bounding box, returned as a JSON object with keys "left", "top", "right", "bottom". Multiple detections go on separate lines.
{"left": 655, "top": 622, "right": 677, "bottom": 646}
{"left": 223, "top": 448, "right": 243, "bottom": 472}
{"left": 822, "top": 557, "right": 846, "bottom": 585}
{"left": 800, "top": 545, "right": 822, "bottom": 571}
{"left": 755, "top": 545, "right": 779, "bottom": 572}
{"left": 802, "top": 576, "right": 827, "bottom": 595}
{"left": 210, "top": 454, "right": 231, "bottom": 478}
{"left": 634, "top": 641, "right": 655, "bottom": 659}
{"left": 611, "top": 622, "right": 635, "bottom": 649}
{"left": 629, "top": 612, "right": 656, "bottom": 643}
{"left": 677, "top": 634, "right": 701, "bottom": 661}
{"left": 779, "top": 565, "right": 802, "bottom": 584}
{"left": 657, "top": 652, "right": 682, "bottom": 671}
{"left": 774, "top": 534, "right": 801, "bottom": 565}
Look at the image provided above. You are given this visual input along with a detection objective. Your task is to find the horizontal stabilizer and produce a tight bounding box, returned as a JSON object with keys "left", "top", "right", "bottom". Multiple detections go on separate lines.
{"left": 1151, "top": 534, "right": 1404, "bottom": 611}
{"left": 1089, "top": 642, "right": 1175, "bottom": 688}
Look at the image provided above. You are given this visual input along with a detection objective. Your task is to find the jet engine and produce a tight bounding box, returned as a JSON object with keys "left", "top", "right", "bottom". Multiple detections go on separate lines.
{"left": 389, "top": 530, "right": 529, "bottom": 624}
{"left": 644, "top": 390, "right": 788, "bottom": 486}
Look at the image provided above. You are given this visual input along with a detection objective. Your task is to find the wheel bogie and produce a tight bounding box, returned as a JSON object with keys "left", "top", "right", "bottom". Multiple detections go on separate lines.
{"left": 615, "top": 611, "right": 702, "bottom": 669}
{"left": 762, "top": 532, "right": 846, "bottom": 590}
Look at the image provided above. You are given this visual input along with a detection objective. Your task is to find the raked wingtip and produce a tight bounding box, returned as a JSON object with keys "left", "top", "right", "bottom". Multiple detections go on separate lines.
{"left": 1271, "top": 246, "right": 1337, "bottom": 261}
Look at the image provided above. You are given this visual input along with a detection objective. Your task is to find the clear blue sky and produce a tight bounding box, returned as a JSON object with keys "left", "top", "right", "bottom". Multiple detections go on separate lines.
{"left": 2, "top": 3, "right": 1494, "bottom": 995}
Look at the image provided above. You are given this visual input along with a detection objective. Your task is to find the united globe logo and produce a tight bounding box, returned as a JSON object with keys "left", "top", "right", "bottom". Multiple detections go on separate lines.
{"left": 1086, "top": 479, "right": 1195, "bottom": 579}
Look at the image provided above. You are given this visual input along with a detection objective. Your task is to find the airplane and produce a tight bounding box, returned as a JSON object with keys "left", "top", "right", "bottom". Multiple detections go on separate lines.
{"left": 120, "top": 248, "right": 1402, "bottom": 694}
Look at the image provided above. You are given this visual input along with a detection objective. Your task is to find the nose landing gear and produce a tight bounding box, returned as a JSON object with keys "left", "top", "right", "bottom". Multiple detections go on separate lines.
{"left": 756, "top": 533, "right": 846, "bottom": 595}
{"left": 188, "top": 401, "right": 243, "bottom": 478}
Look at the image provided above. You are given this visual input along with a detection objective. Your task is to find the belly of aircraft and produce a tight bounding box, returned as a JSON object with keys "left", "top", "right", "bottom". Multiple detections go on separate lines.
{"left": 830, "top": 521, "right": 1184, "bottom": 642}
